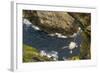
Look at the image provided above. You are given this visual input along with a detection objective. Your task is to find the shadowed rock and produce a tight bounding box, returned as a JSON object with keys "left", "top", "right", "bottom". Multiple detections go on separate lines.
{"left": 68, "top": 12, "right": 91, "bottom": 59}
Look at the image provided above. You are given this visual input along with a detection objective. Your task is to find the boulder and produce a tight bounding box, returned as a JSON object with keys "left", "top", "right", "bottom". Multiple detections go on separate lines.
{"left": 23, "top": 10, "right": 78, "bottom": 36}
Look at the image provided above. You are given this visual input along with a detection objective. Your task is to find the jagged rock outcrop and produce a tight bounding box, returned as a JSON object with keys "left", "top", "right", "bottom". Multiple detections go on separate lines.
{"left": 23, "top": 10, "right": 78, "bottom": 36}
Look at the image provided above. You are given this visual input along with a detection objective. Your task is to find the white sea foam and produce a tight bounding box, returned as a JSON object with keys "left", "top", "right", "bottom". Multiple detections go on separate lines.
{"left": 40, "top": 50, "right": 58, "bottom": 60}
{"left": 46, "top": 54, "right": 52, "bottom": 58}
{"left": 40, "top": 50, "right": 47, "bottom": 56}
{"left": 62, "top": 46, "right": 68, "bottom": 49}
{"left": 68, "top": 42, "right": 77, "bottom": 50}
{"left": 31, "top": 25, "right": 40, "bottom": 30}
{"left": 23, "top": 18, "right": 40, "bottom": 30}
{"left": 48, "top": 33, "right": 68, "bottom": 38}
{"left": 69, "top": 33, "right": 77, "bottom": 38}
{"left": 23, "top": 19, "right": 32, "bottom": 26}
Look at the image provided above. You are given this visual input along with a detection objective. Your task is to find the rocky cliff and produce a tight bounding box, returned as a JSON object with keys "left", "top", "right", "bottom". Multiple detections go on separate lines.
{"left": 68, "top": 12, "right": 91, "bottom": 59}
{"left": 23, "top": 10, "right": 91, "bottom": 59}
{"left": 23, "top": 10, "right": 78, "bottom": 36}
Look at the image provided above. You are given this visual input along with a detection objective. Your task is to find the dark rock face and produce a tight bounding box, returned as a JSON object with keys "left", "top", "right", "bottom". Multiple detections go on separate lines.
{"left": 68, "top": 13, "right": 91, "bottom": 59}
{"left": 23, "top": 10, "right": 78, "bottom": 36}
{"left": 68, "top": 13, "right": 91, "bottom": 36}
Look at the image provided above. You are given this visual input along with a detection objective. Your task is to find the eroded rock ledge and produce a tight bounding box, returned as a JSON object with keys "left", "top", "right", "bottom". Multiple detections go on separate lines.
{"left": 23, "top": 10, "right": 78, "bottom": 36}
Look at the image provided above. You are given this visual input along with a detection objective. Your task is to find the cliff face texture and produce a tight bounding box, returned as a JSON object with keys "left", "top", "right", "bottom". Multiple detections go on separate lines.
{"left": 68, "top": 13, "right": 91, "bottom": 59}
{"left": 68, "top": 13, "right": 91, "bottom": 36}
{"left": 23, "top": 10, "right": 78, "bottom": 36}
{"left": 23, "top": 10, "right": 91, "bottom": 59}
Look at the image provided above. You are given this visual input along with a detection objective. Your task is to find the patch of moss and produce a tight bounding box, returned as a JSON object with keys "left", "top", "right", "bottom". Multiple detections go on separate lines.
{"left": 79, "top": 32, "right": 91, "bottom": 59}
{"left": 23, "top": 44, "right": 53, "bottom": 62}
{"left": 67, "top": 55, "right": 80, "bottom": 60}
{"left": 71, "top": 56, "right": 80, "bottom": 60}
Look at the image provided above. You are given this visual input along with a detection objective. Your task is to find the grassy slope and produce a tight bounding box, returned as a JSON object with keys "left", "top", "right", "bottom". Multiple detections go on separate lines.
{"left": 23, "top": 44, "right": 53, "bottom": 62}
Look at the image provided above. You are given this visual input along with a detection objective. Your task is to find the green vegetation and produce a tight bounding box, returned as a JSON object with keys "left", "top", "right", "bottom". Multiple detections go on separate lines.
{"left": 79, "top": 32, "right": 91, "bottom": 59}
{"left": 71, "top": 56, "right": 80, "bottom": 60}
{"left": 66, "top": 55, "right": 80, "bottom": 60}
{"left": 23, "top": 44, "right": 53, "bottom": 62}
